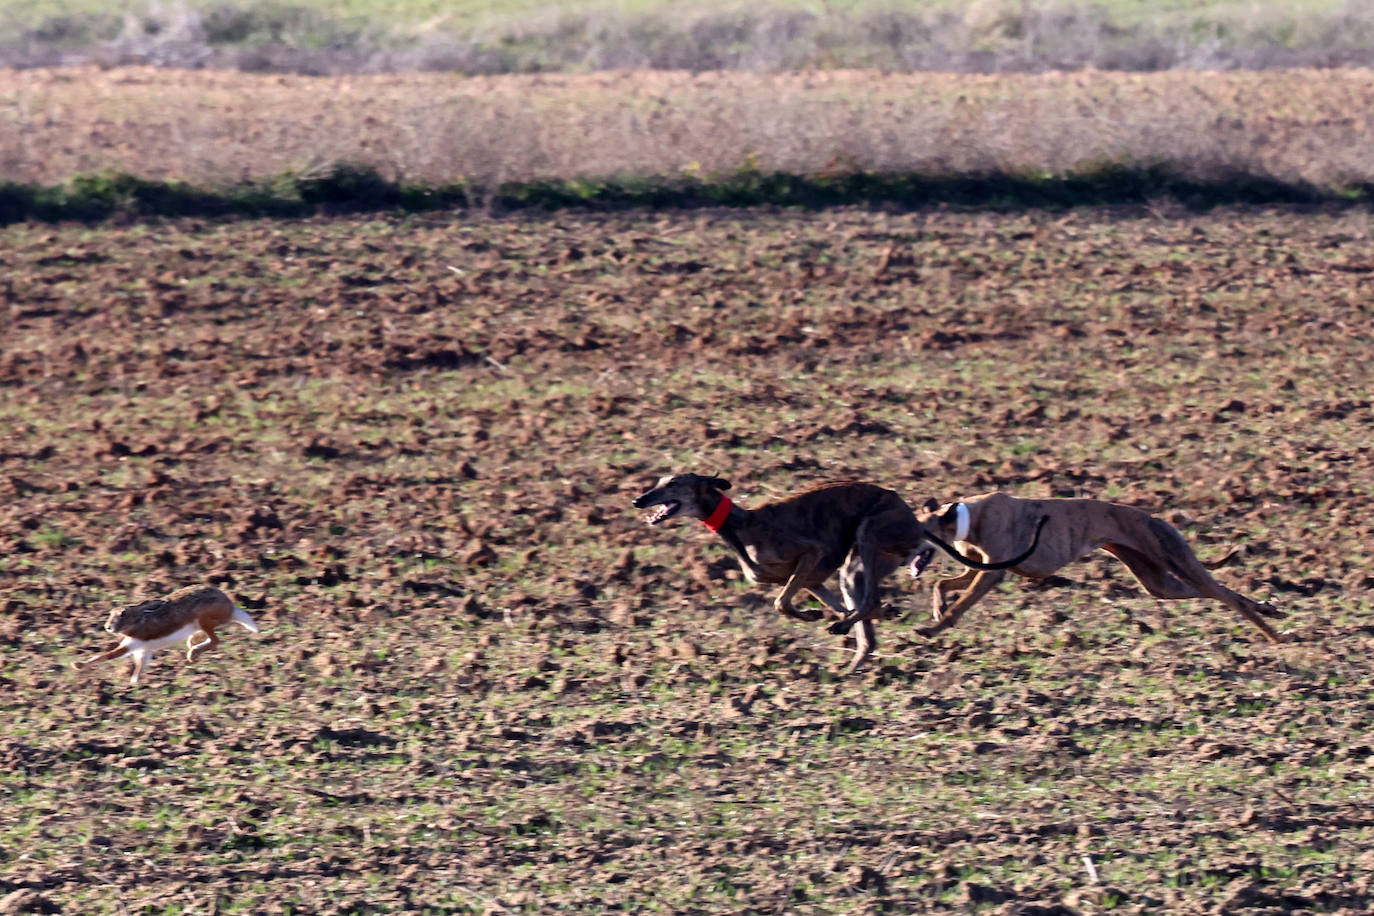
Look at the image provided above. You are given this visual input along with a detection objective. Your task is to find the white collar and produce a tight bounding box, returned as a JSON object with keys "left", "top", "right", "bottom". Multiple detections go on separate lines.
{"left": 945, "top": 502, "right": 970, "bottom": 541}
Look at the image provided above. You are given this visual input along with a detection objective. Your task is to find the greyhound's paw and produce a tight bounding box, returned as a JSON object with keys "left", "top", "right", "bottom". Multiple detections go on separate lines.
{"left": 827, "top": 620, "right": 854, "bottom": 636}
{"left": 777, "top": 602, "right": 822, "bottom": 622}
{"left": 914, "top": 626, "right": 938, "bottom": 640}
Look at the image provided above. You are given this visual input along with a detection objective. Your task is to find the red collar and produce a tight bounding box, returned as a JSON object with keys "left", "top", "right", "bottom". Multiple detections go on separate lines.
{"left": 701, "top": 495, "right": 733, "bottom": 532}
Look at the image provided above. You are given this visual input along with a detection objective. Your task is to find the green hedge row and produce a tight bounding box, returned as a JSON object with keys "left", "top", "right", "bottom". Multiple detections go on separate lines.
{"left": 1, "top": 163, "right": 1368, "bottom": 225}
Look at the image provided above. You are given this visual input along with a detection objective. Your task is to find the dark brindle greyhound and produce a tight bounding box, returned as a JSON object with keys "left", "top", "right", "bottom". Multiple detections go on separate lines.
{"left": 632, "top": 473, "right": 1045, "bottom": 673}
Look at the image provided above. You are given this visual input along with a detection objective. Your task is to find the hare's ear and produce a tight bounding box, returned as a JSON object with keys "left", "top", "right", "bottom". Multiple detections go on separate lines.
{"left": 922, "top": 497, "right": 940, "bottom": 513}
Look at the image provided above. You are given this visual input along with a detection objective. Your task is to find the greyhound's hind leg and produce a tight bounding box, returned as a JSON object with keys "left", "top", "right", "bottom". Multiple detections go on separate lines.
{"left": 1110, "top": 543, "right": 1284, "bottom": 643}
{"left": 1180, "top": 570, "right": 1284, "bottom": 643}
{"left": 828, "top": 547, "right": 876, "bottom": 635}
{"left": 829, "top": 511, "right": 906, "bottom": 635}
{"left": 1108, "top": 544, "right": 1201, "bottom": 599}
{"left": 843, "top": 619, "right": 878, "bottom": 675}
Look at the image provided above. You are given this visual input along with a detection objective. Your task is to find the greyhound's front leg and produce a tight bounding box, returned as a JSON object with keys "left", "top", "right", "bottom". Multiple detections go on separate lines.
{"left": 932, "top": 569, "right": 979, "bottom": 621}
{"left": 806, "top": 585, "right": 849, "bottom": 618}
{"left": 774, "top": 547, "right": 825, "bottom": 622}
{"left": 918, "top": 569, "right": 1006, "bottom": 637}
{"left": 842, "top": 619, "right": 878, "bottom": 675}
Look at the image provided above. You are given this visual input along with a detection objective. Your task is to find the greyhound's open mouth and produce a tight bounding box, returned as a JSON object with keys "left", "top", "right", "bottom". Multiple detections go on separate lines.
{"left": 908, "top": 546, "right": 935, "bottom": 580}
{"left": 644, "top": 501, "right": 680, "bottom": 525}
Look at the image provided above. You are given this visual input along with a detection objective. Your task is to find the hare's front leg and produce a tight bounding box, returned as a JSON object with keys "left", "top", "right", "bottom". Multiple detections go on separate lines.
{"left": 73, "top": 641, "right": 131, "bottom": 671}
{"left": 128, "top": 646, "right": 161, "bottom": 686}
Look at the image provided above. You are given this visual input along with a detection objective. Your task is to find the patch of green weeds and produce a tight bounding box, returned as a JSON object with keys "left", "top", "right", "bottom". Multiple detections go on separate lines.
{"left": 4, "top": 160, "right": 1370, "bottom": 228}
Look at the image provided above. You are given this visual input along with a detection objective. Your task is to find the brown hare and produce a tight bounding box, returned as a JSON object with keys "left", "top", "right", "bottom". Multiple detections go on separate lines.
{"left": 73, "top": 585, "right": 260, "bottom": 685}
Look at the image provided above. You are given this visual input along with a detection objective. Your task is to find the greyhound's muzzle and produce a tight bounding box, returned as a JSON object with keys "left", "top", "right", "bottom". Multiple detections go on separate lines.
{"left": 908, "top": 547, "right": 935, "bottom": 579}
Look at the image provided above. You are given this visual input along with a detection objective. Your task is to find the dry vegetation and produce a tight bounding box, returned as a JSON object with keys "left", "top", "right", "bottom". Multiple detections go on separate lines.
{"left": 5, "top": 0, "right": 1374, "bottom": 75}
{"left": 4, "top": 66, "right": 1374, "bottom": 195}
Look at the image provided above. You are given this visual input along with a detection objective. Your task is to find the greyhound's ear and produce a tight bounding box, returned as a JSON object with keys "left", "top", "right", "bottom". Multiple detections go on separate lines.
{"left": 711, "top": 477, "right": 731, "bottom": 491}
{"left": 922, "top": 497, "right": 939, "bottom": 512}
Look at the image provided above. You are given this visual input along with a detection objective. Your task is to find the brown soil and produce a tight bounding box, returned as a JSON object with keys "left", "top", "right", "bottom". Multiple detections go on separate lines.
{"left": 1, "top": 204, "right": 1372, "bottom": 913}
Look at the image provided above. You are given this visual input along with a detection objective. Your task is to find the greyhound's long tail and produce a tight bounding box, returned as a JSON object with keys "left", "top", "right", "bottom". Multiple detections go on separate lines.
{"left": 1202, "top": 547, "right": 1240, "bottom": 570}
{"left": 926, "top": 515, "right": 1048, "bottom": 571}
{"left": 231, "top": 606, "right": 261, "bottom": 633}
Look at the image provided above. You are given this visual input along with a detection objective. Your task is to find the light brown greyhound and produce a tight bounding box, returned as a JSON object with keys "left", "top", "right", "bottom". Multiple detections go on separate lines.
{"left": 632, "top": 473, "right": 1044, "bottom": 673}
{"left": 910, "top": 493, "right": 1285, "bottom": 643}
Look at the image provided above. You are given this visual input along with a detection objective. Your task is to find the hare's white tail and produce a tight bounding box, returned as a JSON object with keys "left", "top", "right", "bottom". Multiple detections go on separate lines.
{"left": 231, "top": 606, "right": 260, "bottom": 633}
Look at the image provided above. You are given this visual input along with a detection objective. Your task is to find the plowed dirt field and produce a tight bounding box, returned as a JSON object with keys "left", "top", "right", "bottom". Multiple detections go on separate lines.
{"left": 2, "top": 204, "right": 1373, "bottom": 914}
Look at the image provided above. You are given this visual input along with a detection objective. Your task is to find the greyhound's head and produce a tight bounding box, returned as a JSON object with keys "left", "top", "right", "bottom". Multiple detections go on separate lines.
{"left": 915, "top": 497, "right": 1045, "bottom": 576}
{"left": 917, "top": 497, "right": 958, "bottom": 540}
{"left": 906, "top": 497, "right": 964, "bottom": 579}
{"left": 632, "top": 473, "right": 731, "bottom": 526}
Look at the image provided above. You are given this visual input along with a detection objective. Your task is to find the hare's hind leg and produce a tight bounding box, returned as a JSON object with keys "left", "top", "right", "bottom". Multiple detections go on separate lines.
{"left": 187, "top": 627, "right": 220, "bottom": 661}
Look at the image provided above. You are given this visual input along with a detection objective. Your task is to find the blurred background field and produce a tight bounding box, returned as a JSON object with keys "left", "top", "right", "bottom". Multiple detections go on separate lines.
{"left": 4, "top": 66, "right": 1374, "bottom": 197}
{"left": 6, "top": 1, "right": 1374, "bottom": 211}
{"left": 3, "top": 0, "right": 1373, "bottom": 74}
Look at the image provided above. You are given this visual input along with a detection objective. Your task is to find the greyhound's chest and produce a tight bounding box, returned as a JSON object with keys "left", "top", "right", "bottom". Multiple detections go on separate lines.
{"left": 737, "top": 545, "right": 798, "bottom": 585}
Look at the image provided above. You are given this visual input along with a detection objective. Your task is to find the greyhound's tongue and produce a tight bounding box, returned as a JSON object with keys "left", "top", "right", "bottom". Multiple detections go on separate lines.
{"left": 909, "top": 549, "right": 934, "bottom": 579}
